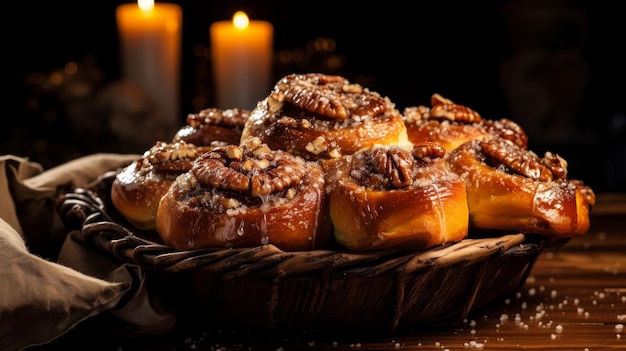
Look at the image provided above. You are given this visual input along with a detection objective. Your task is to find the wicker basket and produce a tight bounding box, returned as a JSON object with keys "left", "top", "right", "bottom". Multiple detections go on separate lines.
{"left": 57, "top": 171, "right": 563, "bottom": 334}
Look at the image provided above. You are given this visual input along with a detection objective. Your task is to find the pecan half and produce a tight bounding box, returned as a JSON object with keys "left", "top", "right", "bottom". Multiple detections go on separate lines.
{"left": 430, "top": 93, "right": 482, "bottom": 123}
{"left": 480, "top": 139, "right": 559, "bottom": 182}
{"left": 192, "top": 144, "right": 308, "bottom": 198}
{"left": 350, "top": 143, "right": 446, "bottom": 190}
{"left": 412, "top": 141, "right": 446, "bottom": 159}
{"left": 271, "top": 73, "right": 386, "bottom": 119}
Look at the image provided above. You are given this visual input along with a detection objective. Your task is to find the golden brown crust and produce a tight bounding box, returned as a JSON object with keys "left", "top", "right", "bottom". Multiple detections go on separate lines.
{"left": 155, "top": 138, "right": 332, "bottom": 251}
{"left": 111, "top": 141, "right": 210, "bottom": 231}
{"left": 172, "top": 108, "right": 250, "bottom": 146}
{"left": 241, "top": 73, "right": 410, "bottom": 160}
{"left": 403, "top": 94, "right": 528, "bottom": 152}
{"left": 446, "top": 138, "right": 593, "bottom": 238}
{"left": 322, "top": 142, "right": 469, "bottom": 251}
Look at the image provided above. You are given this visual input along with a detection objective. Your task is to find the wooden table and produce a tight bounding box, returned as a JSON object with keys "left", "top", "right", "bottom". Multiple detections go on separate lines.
{"left": 29, "top": 194, "right": 626, "bottom": 351}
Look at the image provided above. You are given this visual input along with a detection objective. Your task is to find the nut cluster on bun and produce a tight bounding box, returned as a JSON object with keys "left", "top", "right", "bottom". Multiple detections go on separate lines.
{"left": 110, "top": 73, "right": 595, "bottom": 252}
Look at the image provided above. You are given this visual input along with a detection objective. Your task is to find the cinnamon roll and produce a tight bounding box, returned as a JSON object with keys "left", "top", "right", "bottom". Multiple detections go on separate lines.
{"left": 322, "top": 142, "right": 469, "bottom": 251}
{"left": 241, "top": 73, "right": 410, "bottom": 160}
{"left": 156, "top": 137, "right": 333, "bottom": 251}
{"left": 111, "top": 141, "right": 211, "bottom": 231}
{"left": 172, "top": 107, "right": 249, "bottom": 146}
{"left": 446, "top": 138, "right": 594, "bottom": 238}
{"left": 403, "top": 94, "right": 528, "bottom": 152}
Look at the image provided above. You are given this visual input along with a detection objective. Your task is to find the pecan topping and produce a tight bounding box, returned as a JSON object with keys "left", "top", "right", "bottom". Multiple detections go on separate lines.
{"left": 479, "top": 139, "right": 568, "bottom": 182}
{"left": 402, "top": 105, "right": 431, "bottom": 123}
{"left": 542, "top": 151, "right": 568, "bottom": 179}
{"left": 143, "top": 141, "right": 204, "bottom": 174}
{"left": 412, "top": 141, "right": 446, "bottom": 159}
{"left": 430, "top": 93, "right": 482, "bottom": 123}
{"left": 481, "top": 118, "right": 528, "bottom": 149}
{"left": 192, "top": 144, "right": 308, "bottom": 198}
{"left": 271, "top": 73, "right": 386, "bottom": 120}
{"left": 350, "top": 143, "right": 445, "bottom": 190}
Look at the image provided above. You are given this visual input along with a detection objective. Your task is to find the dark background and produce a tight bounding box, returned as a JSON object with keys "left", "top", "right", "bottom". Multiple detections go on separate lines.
{"left": 4, "top": 0, "right": 625, "bottom": 192}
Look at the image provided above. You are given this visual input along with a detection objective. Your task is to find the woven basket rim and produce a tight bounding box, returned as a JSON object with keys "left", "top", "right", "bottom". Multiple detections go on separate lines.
{"left": 56, "top": 174, "right": 551, "bottom": 278}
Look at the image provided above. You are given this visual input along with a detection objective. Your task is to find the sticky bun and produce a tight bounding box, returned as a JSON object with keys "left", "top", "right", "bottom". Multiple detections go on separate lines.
{"left": 403, "top": 94, "right": 528, "bottom": 152}
{"left": 155, "top": 137, "right": 333, "bottom": 251}
{"left": 172, "top": 107, "right": 250, "bottom": 146}
{"left": 111, "top": 141, "right": 211, "bottom": 231}
{"left": 241, "top": 73, "right": 410, "bottom": 160}
{"left": 322, "top": 142, "right": 469, "bottom": 251}
{"left": 446, "top": 138, "right": 595, "bottom": 238}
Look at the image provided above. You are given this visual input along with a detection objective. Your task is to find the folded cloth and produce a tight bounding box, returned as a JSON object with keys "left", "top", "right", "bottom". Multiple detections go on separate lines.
{"left": 0, "top": 154, "right": 177, "bottom": 351}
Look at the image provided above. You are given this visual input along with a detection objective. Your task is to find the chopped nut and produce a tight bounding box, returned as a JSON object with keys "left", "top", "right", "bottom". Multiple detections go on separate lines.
{"left": 225, "top": 145, "right": 243, "bottom": 160}
{"left": 220, "top": 197, "right": 241, "bottom": 209}
{"left": 306, "top": 136, "right": 329, "bottom": 155}
{"left": 267, "top": 95, "right": 284, "bottom": 113}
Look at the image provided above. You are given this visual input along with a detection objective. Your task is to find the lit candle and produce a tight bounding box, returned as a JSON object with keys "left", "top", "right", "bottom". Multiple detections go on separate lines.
{"left": 116, "top": 0, "right": 182, "bottom": 134}
{"left": 210, "top": 11, "right": 273, "bottom": 110}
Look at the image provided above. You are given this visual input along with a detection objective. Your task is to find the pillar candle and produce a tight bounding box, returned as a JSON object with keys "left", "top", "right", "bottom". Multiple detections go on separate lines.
{"left": 210, "top": 11, "right": 273, "bottom": 110}
{"left": 116, "top": 0, "right": 182, "bottom": 133}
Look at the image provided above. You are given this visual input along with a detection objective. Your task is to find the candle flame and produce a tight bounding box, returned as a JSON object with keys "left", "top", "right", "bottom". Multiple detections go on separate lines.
{"left": 233, "top": 11, "right": 249, "bottom": 30}
{"left": 138, "top": 0, "right": 154, "bottom": 12}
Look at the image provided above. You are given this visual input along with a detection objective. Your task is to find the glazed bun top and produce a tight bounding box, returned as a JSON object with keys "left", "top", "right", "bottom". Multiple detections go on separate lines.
{"left": 241, "top": 73, "right": 410, "bottom": 160}
{"left": 172, "top": 107, "right": 250, "bottom": 147}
